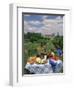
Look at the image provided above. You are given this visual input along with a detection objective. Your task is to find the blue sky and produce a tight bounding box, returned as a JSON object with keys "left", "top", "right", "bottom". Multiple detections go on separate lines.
{"left": 24, "top": 14, "right": 63, "bottom": 35}
{"left": 24, "top": 14, "right": 63, "bottom": 21}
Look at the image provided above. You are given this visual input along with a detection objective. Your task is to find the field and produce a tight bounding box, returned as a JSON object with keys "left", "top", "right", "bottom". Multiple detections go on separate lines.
{"left": 24, "top": 32, "right": 63, "bottom": 66}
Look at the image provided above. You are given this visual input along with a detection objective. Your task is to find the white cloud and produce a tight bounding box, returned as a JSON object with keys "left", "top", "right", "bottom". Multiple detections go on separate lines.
{"left": 41, "top": 16, "right": 63, "bottom": 35}
{"left": 29, "top": 20, "right": 41, "bottom": 25}
{"left": 24, "top": 16, "right": 63, "bottom": 36}
{"left": 24, "top": 21, "right": 42, "bottom": 33}
{"left": 42, "top": 15, "right": 48, "bottom": 19}
{"left": 56, "top": 16, "right": 62, "bottom": 20}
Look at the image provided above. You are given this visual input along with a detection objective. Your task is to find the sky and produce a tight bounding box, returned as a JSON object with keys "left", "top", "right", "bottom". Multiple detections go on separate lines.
{"left": 23, "top": 14, "right": 63, "bottom": 36}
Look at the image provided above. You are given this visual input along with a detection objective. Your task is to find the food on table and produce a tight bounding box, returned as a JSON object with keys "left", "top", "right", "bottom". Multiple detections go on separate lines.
{"left": 27, "top": 56, "right": 48, "bottom": 64}
{"left": 35, "top": 57, "right": 42, "bottom": 64}
{"left": 27, "top": 56, "right": 36, "bottom": 64}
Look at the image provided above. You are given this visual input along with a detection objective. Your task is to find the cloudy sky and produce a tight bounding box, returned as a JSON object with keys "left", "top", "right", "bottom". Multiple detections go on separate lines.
{"left": 23, "top": 14, "right": 63, "bottom": 36}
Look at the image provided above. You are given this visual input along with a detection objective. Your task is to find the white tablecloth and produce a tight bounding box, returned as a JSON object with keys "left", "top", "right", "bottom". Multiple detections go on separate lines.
{"left": 25, "top": 63, "right": 53, "bottom": 74}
